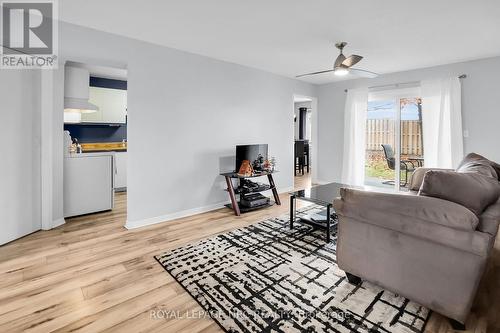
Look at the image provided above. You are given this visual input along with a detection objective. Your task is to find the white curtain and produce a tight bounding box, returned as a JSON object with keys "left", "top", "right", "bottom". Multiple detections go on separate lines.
{"left": 341, "top": 88, "right": 368, "bottom": 185}
{"left": 421, "top": 77, "right": 463, "bottom": 168}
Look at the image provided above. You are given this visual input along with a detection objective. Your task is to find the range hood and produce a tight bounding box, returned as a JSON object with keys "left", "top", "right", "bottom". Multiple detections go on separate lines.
{"left": 64, "top": 66, "right": 99, "bottom": 114}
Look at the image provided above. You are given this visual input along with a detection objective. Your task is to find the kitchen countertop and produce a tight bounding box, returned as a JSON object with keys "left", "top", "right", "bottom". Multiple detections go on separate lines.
{"left": 66, "top": 152, "right": 115, "bottom": 158}
{"left": 81, "top": 142, "right": 127, "bottom": 153}
{"left": 83, "top": 149, "right": 127, "bottom": 153}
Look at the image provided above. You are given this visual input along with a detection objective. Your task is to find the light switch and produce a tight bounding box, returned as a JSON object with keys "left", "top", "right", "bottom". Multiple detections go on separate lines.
{"left": 463, "top": 130, "right": 469, "bottom": 138}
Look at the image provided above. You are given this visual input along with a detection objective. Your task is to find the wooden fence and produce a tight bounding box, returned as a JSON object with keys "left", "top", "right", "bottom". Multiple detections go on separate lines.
{"left": 366, "top": 119, "right": 423, "bottom": 156}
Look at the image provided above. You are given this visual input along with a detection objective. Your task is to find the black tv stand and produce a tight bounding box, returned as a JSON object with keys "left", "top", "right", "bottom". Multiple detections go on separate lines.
{"left": 220, "top": 171, "right": 281, "bottom": 216}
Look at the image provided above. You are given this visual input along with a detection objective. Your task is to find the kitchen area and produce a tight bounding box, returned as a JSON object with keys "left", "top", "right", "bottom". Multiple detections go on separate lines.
{"left": 63, "top": 62, "right": 127, "bottom": 218}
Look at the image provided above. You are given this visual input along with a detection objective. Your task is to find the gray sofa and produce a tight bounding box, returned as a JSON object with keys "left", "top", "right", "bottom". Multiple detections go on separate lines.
{"left": 333, "top": 153, "right": 500, "bottom": 329}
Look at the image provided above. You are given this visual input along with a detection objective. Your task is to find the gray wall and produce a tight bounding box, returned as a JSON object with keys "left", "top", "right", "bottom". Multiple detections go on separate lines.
{"left": 56, "top": 22, "right": 317, "bottom": 227}
{"left": 0, "top": 71, "right": 42, "bottom": 244}
{"left": 316, "top": 56, "right": 500, "bottom": 183}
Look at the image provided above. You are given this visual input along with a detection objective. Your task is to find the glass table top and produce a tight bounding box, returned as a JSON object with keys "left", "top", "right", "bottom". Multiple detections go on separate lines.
{"left": 291, "top": 182, "right": 357, "bottom": 206}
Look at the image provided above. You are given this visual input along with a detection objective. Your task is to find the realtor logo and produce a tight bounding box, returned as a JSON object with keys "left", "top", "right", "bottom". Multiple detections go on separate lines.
{"left": 1, "top": 0, "right": 58, "bottom": 68}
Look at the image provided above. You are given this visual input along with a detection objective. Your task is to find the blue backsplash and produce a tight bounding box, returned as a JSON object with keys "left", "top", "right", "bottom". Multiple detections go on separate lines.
{"left": 64, "top": 123, "right": 127, "bottom": 143}
{"left": 90, "top": 76, "right": 127, "bottom": 90}
{"left": 64, "top": 76, "right": 127, "bottom": 143}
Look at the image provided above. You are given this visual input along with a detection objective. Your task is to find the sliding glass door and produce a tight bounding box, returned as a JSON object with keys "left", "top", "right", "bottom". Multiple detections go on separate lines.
{"left": 365, "top": 99, "right": 397, "bottom": 188}
{"left": 364, "top": 88, "right": 423, "bottom": 190}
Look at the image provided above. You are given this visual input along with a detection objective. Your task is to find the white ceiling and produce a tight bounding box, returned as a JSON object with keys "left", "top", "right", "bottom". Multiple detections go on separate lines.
{"left": 59, "top": 0, "right": 500, "bottom": 84}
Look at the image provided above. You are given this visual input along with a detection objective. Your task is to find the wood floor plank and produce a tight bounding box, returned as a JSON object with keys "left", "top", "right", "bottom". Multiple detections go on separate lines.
{"left": 104, "top": 293, "right": 198, "bottom": 333}
{"left": 52, "top": 284, "right": 177, "bottom": 333}
{"left": 20, "top": 274, "right": 172, "bottom": 333}
{"left": 0, "top": 264, "right": 127, "bottom": 316}
{"left": 0, "top": 288, "right": 86, "bottom": 329}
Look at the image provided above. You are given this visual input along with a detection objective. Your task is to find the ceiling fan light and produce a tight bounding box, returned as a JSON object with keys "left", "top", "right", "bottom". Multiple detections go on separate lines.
{"left": 334, "top": 67, "right": 349, "bottom": 76}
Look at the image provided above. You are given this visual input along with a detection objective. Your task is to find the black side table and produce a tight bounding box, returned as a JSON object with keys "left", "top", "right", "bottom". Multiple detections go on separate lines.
{"left": 290, "top": 182, "right": 352, "bottom": 242}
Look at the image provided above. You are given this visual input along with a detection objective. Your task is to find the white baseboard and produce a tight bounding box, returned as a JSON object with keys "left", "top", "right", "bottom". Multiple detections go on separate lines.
{"left": 314, "top": 179, "right": 332, "bottom": 185}
{"left": 125, "top": 200, "right": 229, "bottom": 229}
{"left": 125, "top": 186, "right": 294, "bottom": 230}
{"left": 44, "top": 218, "right": 65, "bottom": 230}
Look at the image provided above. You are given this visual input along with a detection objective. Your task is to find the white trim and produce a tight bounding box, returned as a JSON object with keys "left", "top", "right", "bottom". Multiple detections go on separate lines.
{"left": 51, "top": 218, "right": 66, "bottom": 229}
{"left": 125, "top": 201, "right": 229, "bottom": 229}
{"left": 125, "top": 186, "right": 294, "bottom": 230}
{"left": 310, "top": 97, "right": 318, "bottom": 184}
{"left": 395, "top": 96, "right": 402, "bottom": 190}
{"left": 41, "top": 71, "right": 54, "bottom": 230}
{"left": 314, "top": 179, "right": 333, "bottom": 185}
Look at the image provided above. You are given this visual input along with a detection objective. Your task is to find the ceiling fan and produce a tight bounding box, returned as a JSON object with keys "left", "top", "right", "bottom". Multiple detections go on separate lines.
{"left": 296, "top": 42, "right": 378, "bottom": 79}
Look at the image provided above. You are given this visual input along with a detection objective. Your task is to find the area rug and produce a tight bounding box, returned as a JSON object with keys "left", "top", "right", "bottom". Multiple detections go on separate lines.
{"left": 155, "top": 205, "right": 430, "bottom": 333}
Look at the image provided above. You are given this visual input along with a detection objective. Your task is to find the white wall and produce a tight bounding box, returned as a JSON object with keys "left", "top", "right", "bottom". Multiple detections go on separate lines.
{"left": 0, "top": 71, "right": 42, "bottom": 244}
{"left": 317, "top": 56, "right": 500, "bottom": 183}
{"left": 54, "top": 22, "right": 317, "bottom": 228}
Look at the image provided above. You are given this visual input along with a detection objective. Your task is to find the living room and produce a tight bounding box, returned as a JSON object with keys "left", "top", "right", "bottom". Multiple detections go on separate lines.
{"left": 1, "top": 1, "right": 500, "bottom": 332}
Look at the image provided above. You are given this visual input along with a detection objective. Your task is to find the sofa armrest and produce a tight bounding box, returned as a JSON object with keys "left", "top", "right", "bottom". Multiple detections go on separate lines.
{"left": 409, "top": 167, "right": 454, "bottom": 191}
{"left": 334, "top": 188, "right": 490, "bottom": 256}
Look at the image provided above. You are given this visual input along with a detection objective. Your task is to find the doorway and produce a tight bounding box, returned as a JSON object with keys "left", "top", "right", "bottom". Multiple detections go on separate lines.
{"left": 293, "top": 95, "right": 317, "bottom": 190}
{"left": 62, "top": 61, "right": 128, "bottom": 222}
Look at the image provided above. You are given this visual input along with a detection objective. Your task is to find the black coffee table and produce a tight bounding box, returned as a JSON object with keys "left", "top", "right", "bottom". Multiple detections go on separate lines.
{"left": 290, "top": 182, "right": 353, "bottom": 242}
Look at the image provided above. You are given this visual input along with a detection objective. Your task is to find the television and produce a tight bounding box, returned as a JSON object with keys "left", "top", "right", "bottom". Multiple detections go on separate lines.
{"left": 235, "top": 144, "right": 268, "bottom": 172}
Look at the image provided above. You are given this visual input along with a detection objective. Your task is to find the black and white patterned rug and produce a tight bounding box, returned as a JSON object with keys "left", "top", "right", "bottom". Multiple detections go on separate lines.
{"left": 155, "top": 205, "right": 429, "bottom": 333}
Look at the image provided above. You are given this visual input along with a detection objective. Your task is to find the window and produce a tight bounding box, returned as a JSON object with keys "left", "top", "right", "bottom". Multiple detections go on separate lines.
{"left": 364, "top": 87, "right": 423, "bottom": 190}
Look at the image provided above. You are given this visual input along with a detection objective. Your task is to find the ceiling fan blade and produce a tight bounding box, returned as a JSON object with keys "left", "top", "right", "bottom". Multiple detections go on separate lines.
{"left": 349, "top": 68, "right": 379, "bottom": 78}
{"left": 342, "top": 55, "right": 363, "bottom": 68}
{"left": 296, "top": 69, "right": 335, "bottom": 78}
{"left": 334, "top": 54, "right": 346, "bottom": 69}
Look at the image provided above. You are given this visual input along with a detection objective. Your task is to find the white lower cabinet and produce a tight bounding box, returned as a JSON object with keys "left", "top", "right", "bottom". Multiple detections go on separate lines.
{"left": 64, "top": 153, "right": 115, "bottom": 218}
{"left": 115, "top": 152, "right": 127, "bottom": 190}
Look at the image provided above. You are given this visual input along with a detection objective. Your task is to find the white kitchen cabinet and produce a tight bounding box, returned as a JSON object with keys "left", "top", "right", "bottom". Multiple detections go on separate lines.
{"left": 114, "top": 151, "right": 127, "bottom": 191}
{"left": 81, "top": 87, "right": 127, "bottom": 124}
{"left": 64, "top": 153, "right": 115, "bottom": 217}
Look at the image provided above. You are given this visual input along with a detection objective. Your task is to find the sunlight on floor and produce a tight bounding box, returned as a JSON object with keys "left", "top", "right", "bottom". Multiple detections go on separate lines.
{"left": 294, "top": 172, "right": 312, "bottom": 190}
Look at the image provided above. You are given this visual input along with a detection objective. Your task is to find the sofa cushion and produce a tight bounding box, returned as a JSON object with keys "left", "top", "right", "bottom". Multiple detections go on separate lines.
{"left": 337, "top": 188, "right": 479, "bottom": 231}
{"left": 419, "top": 170, "right": 500, "bottom": 216}
{"left": 457, "top": 153, "right": 500, "bottom": 179}
{"left": 477, "top": 198, "right": 500, "bottom": 237}
{"left": 409, "top": 167, "right": 454, "bottom": 192}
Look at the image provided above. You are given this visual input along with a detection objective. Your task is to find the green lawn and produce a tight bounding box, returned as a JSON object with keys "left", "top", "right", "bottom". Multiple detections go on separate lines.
{"left": 365, "top": 159, "right": 414, "bottom": 181}
{"left": 365, "top": 159, "right": 394, "bottom": 179}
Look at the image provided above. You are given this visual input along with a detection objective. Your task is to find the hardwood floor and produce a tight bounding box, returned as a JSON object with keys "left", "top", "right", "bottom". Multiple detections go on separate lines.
{"left": 294, "top": 172, "right": 312, "bottom": 190}
{"left": 0, "top": 184, "right": 498, "bottom": 332}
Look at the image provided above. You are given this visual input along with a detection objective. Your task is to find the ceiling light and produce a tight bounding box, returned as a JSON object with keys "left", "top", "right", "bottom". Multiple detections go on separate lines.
{"left": 64, "top": 112, "right": 82, "bottom": 123}
{"left": 334, "top": 67, "right": 349, "bottom": 76}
